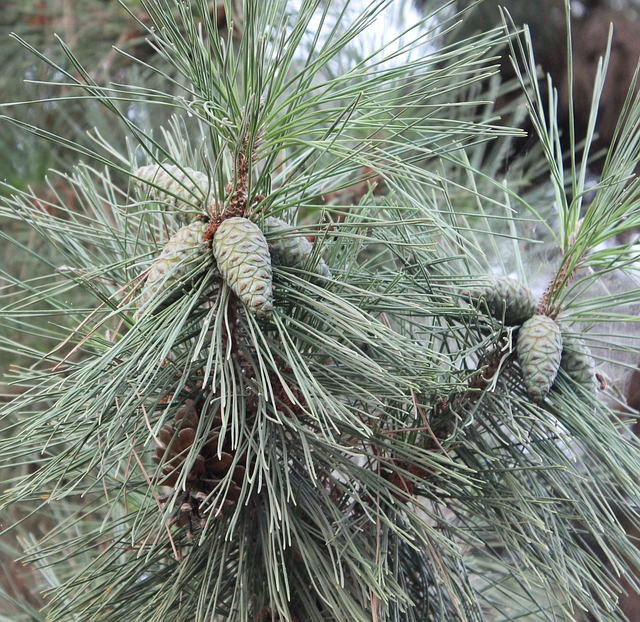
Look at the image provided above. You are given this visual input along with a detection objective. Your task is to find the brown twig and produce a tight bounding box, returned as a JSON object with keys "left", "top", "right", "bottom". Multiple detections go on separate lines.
{"left": 537, "top": 254, "right": 575, "bottom": 318}
{"left": 205, "top": 132, "right": 263, "bottom": 241}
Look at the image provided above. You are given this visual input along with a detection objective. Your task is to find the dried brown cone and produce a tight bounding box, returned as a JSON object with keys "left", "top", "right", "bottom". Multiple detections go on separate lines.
{"left": 383, "top": 466, "right": 416, "bottom": 502}
{"left": 268, "top": 357, "right": 307, "bottom": 418}
{"left": 153, "top": 399, "right": 246, "bottom": 525}
{"left": 272, "top": 376, "right": 306, "bottom": 418}
{"left": 381, "top": 459, "right": 436, "bottom": 503}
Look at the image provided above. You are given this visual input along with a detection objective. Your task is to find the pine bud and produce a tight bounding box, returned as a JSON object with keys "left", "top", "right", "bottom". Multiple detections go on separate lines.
{"left": 134, "top": 164, "right": 211, "bottom": 217}
{"left": 560, "top": 333, "right": 597, "bottom": 394}
{"left": 212, "top": 217, "right": 273, "bottom": 319}
{"left": 516, "top": 315, "right": 563, "bottom": 402}
{"left": 137, "top": 220, "right": 210, "bottom": 317}
{"left": 263, "top": 216, "right": 332, "bottom": 279}
{"left": 463, "top": 276, "right": 536, "bottom": 325}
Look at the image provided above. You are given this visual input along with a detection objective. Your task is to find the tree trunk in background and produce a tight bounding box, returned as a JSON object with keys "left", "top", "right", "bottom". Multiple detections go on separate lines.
{"left": 566, "top": 7, "right": 640, "bottom": 163}
{"left": 444, "top": 0, "right": 640, "bottom": 172}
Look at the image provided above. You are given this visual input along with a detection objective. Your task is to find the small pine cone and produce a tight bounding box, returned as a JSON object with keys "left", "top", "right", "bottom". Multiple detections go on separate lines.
{"left": 560, "top": 333, "right": 597, "bottom": 394}
{"left": 153, "top": 401, "right": 246, "bottom": 517}
{"left": 134, "top": 164, "right": 211, "bottom": 218}
{"left": 212, "top": 217, "right": 273, "bottom": 319}
{"left": 382, "top": 464, "right": 415, "bottom": 502}
{"left": 263, "top": 216, "right": 332, "bottom": 279}
{"left": 463, "top": 276, "right": 536, "bottom": 325}
{"left": 136, "top": 220, "right": 211, "bottom": 318}
{"left": 516, "top": 315, "right": 563, "bottom": 402}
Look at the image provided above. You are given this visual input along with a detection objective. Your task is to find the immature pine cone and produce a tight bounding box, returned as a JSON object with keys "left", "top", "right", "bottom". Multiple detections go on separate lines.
{"left": 263, "top": 216, "right": 332, "bottom": 279}
{"left": 463, "top": 276, "right": 536, "bottom": 325}
{"left": 516, "top": 314, "right": 563, "bottom": 402}
{"left": 560, "top": 333, "right": 597, "bottom": 394}
{"left": 212, "top": 217, "right": 273, "bottom": 319}
{"left": 136, "top": 220, "right": 211, "bottom": 318}
{"left": 134, "top": 164, "right": 211, "bottom": 218}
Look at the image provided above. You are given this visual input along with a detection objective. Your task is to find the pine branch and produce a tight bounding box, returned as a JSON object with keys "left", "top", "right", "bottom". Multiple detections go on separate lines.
{"left": 1, "top": 1, "right": 639, "bottom": 621}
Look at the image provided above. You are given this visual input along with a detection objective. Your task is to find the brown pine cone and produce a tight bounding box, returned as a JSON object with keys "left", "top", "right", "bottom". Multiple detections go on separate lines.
{"left": 153, "top": 399, "right": 246, "bottom": 524}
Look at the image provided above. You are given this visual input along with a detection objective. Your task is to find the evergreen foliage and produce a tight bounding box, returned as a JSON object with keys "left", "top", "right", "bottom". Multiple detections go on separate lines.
{"left": 1, "top": 1, "right": 639, "bottom": 620}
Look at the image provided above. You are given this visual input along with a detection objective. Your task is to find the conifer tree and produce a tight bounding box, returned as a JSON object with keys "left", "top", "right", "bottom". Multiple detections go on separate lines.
{"left": 1, "top": 1, "right": 639, "bottom": 620}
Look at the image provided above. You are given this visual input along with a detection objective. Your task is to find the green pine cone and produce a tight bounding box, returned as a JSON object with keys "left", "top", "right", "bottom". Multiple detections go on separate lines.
{"left": 464, "top": 276, "right": 536, "bottom": 325}
{"left": 560, "top": 333, "right": 597, "bottom": 394}
{"left": 516, "top": 315, "right": 563, "bottom": 402}
{"left": 212, "top": 217, "right": 273, "bottom": 319}
{"left": 134, "top": 164, "right": 211, "bottom": 217}
{"left": 136, "top": 220, "right": 211, "bottom": 318}
{"left": 263, "top": 216, "right": 332, "bottom": 279}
